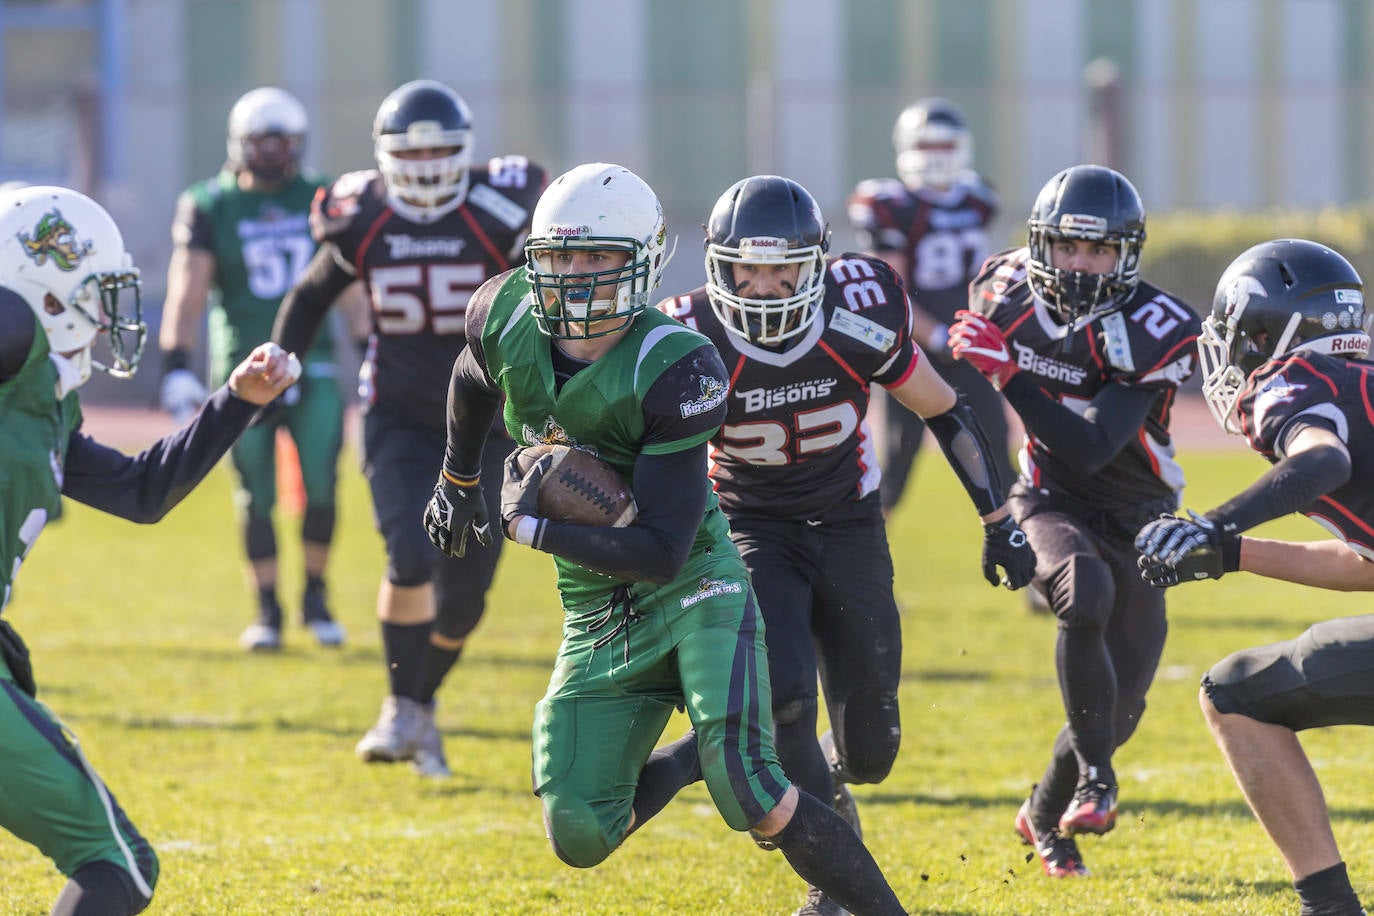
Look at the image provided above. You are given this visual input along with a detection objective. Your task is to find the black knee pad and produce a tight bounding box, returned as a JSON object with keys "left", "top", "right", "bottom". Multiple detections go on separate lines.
{"left": 301, "top": 505, "right": 336, "bottom": 546}
{"left": 832, "top": 685, "right": 901, "bottom": 785}
{"left": 386, "top": 530, "right": 437, "bottom": 588}
{"left": 1047, "top": 553, "right": 1115, "bottom": 630}
{"left": 243, "top": 515, "right": 276, "bottom": 562}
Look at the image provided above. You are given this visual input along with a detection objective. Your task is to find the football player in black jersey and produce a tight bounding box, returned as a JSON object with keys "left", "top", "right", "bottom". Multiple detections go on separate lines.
{"left": 273, "top": 79, "right": 546, "bottom": 778}
{"left": 1136, "top": 240, "right": 1373, "bottom": 916}
{"left": 660, "top": 175, "right": 1035, "bottom": 916}
{"left": 847, "top": 98, "right": 1012, "bottom": 516}
{"left": 949, "top": 165, "right": 1201, "bottom": 878}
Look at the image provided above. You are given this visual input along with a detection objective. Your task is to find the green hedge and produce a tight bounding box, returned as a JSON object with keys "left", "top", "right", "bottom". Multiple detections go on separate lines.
{"left": 1142, "top": 207, "right": 1374, "bottom": 311}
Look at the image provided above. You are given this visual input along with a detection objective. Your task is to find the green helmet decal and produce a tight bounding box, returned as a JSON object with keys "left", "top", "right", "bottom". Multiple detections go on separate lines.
{"left": 19, "top": 208, "right": 93, "bottom": 271}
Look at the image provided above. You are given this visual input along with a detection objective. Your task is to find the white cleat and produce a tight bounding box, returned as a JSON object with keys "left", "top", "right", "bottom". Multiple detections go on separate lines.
{"left": 410, "top": 703, "right": 452, "bottom": 778}
{"left": 239, "top": 623, "right": 282, "bottom": 652}
{"left": 305, "top": 617, "right": 346, "bottom": 648}
{"left": 355, "top": 696, "right": 423, "bottom": 763}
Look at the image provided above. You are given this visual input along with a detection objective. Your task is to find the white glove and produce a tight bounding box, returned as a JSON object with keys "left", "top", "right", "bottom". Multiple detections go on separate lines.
{"left": 160, "top": 368, "right": 209, "bottom": 422}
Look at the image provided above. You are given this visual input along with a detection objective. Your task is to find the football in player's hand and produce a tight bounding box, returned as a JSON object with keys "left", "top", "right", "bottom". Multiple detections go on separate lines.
{"left": 511, "top": 444, "right": 638, "bottom": 527}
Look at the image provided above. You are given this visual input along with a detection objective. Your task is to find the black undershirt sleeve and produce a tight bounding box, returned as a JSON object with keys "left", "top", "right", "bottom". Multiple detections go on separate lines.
{"left": 534, "top": 446, "right": 709, "bottom": 584}
{"left": 62, "top": 387, "right": 260, "bottom": 522}
{"left": 1212, "top": 417, "right": 1351, "bottom": 533}
{"left": 528, "top": 341, "right": 726, "bottom": 584}
{"left": 271, "top": 241, "right": 356, "bottom": 355}
{"left": 1000, "top": 373, "right": 1158, "bottom": 475}
{"left": 441, "top": 276, "right": 504, "bottom": 477}
{"left": 0, "top": 287, "right": 36, "bottom": 383}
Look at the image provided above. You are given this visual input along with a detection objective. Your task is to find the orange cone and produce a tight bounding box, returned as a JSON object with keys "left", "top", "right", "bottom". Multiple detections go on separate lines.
{"left": 276, "top": 428, "right": 306, "bottom": 516}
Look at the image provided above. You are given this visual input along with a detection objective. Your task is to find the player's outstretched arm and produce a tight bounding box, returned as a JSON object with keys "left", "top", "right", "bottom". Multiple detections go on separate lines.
{"left": 61, "top": 343, "right": 302, "bottom": 523}
{"left": 271, "top": 242, "right": 355, "bottom": 356}
{"left": 1137, "top": 424, "right": 1353, "bottom": 589}
{"left": 887, "top": 355, "right": 1035, "bottom": 588}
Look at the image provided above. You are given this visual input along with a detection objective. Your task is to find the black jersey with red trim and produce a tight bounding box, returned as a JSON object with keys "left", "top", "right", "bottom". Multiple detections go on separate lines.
{"left": 969, "top": 247, "right": 1201, "bottom": 509}
{"left": 1237, "top": 352, "right": 1374, "bottom": 557}
{"left": 658, "top": 253, "right": 919, "bottom": 519}
{"left": 846, "top": 175, "right": 997, "bottom": 323}
{"left": 311, "top": 156, "right": 546, "bottom": 430}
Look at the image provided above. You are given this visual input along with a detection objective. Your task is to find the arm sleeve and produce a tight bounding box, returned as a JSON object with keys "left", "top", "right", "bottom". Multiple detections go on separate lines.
{"left": 1000, "top": 373, "right": 1158, "bottom": 475}
{"left": 1212, "top": 418, "right": 1352, "bottom": 533}
{"left": 534, "top": 446, "right": 709, "bottom": 584}
{"left": 529, "top": 340, "right": 728, "bottom": 583}
{"left": 0, "top": 287, "right": 36, "bottom": 383}
{"left": 441, "top": 276, "right": 504, "bottom": 476}
{"left": 271, "top": 241, "right": 356, "bottom": 355}
{"left": 924, "top": 396, "right": 1008, "bottom": 516}
{"left": 61, "top": 387, "right": 260, "bottom": 522}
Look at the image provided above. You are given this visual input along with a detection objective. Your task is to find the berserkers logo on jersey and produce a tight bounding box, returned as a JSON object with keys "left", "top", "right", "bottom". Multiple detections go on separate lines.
{"left": 384, "top": 234, "right": 466, "bottom": 259}
{"left": 734, "top": 378, "right": 838, "bottom": 413}
{"left": 680, "top": 376, "right": 727, "bottom": 418}
{"left": 520, "top": 416, "right": 601, "bottom": 457}
{"left": 679, "top": 577, "right": 745, "bottom": 609}
{"left": 1012, "top": 340, "right": 1088, "bottom": 384}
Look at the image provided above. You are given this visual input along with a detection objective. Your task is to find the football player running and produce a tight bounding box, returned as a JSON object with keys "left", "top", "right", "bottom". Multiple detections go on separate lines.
{"left": 161, "top": 86, "right": 353, "bottom": 652}
{"left": 1137, "top": 240, "right": 1373, "bottom": 916}
{"left": 273, "top": 79, "right": 546, "bottom": 778}
{"left": 424, "top": 163, "right": 910, "bottom": 916}
{"left": 660, "top": 175, "right": 1035, "bottom": 916}
{"left": 0, "top": 186, "right": 300, "bottom": 916}
{"left": 949, "top": 165, "right": 1201, "bottom": 878}
{"left": 847, "top": 98, "right": 1013, "bottom": 515}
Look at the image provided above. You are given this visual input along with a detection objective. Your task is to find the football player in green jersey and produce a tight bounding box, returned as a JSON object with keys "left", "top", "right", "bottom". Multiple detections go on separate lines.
{"left": 159, "top": 87, "right": 357, "bottom": 651}
{"left": 423, "top": 164, "right": 908, "bottom": 915}
{"left": 0, "top": 186, "right": 301, "bottom": 916}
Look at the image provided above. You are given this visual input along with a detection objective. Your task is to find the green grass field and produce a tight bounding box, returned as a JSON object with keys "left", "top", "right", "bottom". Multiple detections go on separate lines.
{"left": 2, "top": 444, "right": 1371, "bottom": 915}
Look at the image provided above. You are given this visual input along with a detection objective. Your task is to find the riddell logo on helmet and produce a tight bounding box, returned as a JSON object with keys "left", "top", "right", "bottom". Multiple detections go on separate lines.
{"left": 740, "top": 237, "right": 787, "bottom": 251}
{"left": 550, "top": 225, "right": 591, "bottom": 238}
{"left": 1058, "top": 213, "right": 1107, "bottom": 236}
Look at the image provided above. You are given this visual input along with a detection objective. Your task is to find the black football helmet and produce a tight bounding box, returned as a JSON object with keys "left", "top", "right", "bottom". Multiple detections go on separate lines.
{"left": 704, "top": 175, "right": 829, "bottom": 346}
{"left": 1200, "top": 238, "right": 1369, "bottom": 433}
{"left": 372, "top": 80, "right": 474, "bottom": 219}
{"left": 892, "top": 97, "right": 972, "bottom": 189}
{"left": 1027, "top": 165, "right": 1145, "bottom": 324}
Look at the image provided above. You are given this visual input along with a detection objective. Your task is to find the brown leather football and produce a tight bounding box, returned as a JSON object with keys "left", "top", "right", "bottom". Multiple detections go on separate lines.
{"left": 512, "top": 444, "right": 638, "bottom": 527}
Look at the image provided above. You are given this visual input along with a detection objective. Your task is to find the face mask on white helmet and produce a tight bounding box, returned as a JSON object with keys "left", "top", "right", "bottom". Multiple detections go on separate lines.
{"left": 525, "top": 163, "right": 675, "bottom": 340}
{"left": 227, "top": 87, "right": 309, "bottom": 181}
{"left": 0, "top": 186, "right": 144, "bottom": 387}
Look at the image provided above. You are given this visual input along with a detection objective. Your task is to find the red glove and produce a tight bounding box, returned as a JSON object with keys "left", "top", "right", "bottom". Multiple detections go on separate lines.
{"left": 949, "top": 309, "right": 1020, "bottom": 390}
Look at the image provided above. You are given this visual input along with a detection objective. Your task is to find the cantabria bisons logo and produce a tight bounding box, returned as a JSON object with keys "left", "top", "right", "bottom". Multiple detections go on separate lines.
{"left": 680, "top": 376, "right": 727, "bottom": 418}
{"left": 19, "top": 209, "right": 93, "bottom": 271}
{"left": 680, "top": 577, "right": 744, "bottom": 609}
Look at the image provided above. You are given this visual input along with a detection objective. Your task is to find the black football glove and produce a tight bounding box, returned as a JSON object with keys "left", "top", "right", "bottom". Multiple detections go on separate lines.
{"left": 501, "top": 451, "right": 555, "bottom": 541}
{"left": 1134, "top": 510, "right": 1241, "bottom": 589}
{"left": 982, "top": 515, "right": 1036, "bottom": 589}
{"left": 423, "top": 470, "right": 492, "bottom": 558}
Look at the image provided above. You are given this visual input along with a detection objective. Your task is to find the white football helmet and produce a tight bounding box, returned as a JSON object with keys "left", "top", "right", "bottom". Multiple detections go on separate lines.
{"left": 0, "top": 186, "right": 144, "bottom": 385}
{"left": 227, "top": 87, "right": 308, "bottom": 181}
{"left": 893, "top": 98, "right": 973, "bottom": 189}
{"left": 525, "top": 163, "right": 674, "bottom": 339}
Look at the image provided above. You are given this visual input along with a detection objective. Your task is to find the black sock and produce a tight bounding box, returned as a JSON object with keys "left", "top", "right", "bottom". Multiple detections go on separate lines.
{"left": 768, "top": 791, "right": 905, "bottom": 915}
{"left": 1296, "top": 861, "right": 1364, "bottom": 916}
{"left": 381, "top": 621, "right": 431, "bottom": 700}
{"left": 416, "top": 643, "right": 462, "bottom": 705}
{"left": 257, "top": 587, "right": 282, "bottom": 628}
{"left": 629, "top": 730, "right": 701, "bottom": 834}
{"left": 51, "top": 860, "right": 149, "bottom": 916}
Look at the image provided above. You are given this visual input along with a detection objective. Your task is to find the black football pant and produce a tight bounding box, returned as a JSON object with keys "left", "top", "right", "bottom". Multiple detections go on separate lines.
{"left": 729, "top": 493, "right": 903, "bottom": 807}
{"left": 1009, "top": 483, "right": 1170, "bottom": 825}
{"left": 878, "top": 353, "right": 1015, "bottom": 514}
{"left": 362, "top": 404, "right": 507, "bottom": 641}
